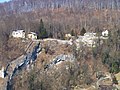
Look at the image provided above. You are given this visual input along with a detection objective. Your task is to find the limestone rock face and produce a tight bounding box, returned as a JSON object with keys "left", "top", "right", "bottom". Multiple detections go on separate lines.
{"left": 0, "top": 67, "right": 4, "bottom": 78}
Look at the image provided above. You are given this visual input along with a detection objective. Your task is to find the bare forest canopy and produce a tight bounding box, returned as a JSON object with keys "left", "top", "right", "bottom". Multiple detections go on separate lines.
{"left": 0, "top": 0, "right": 120, "bottom": 41}
{"left": 0, "top": 0, "right": 119, "bottom": 51}
{"left": 0, "top": 0, "right": 119, "bottom": 40}
{"left": 0, "top": 0, "right": 120, "bottom": 14}
{"left": 0, "top": 0, "right": 120, "bottom": 32}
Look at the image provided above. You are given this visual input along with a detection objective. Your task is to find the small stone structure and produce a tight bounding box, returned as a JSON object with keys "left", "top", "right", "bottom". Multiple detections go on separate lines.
{"left": 102, "top": 30, "right": 109, "bottom": 37}
{"left": 65, "top": 34, "right": 72, "bottom": 40}
{"left": 12, "top": 30, "right": 25, "bottom": 38}
{"left": 27, "top": 32, "right": 37, "bottom": 40}
{"left": 76, "top": 32, "right": 97, "bottom": 48}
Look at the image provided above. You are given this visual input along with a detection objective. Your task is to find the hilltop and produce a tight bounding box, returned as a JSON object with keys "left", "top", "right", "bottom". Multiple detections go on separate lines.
{"left": 0, "top": 28, "right": 119, "bottom": 90}
{"left": 10, "top": 36, "right": 119, "bottom": 90}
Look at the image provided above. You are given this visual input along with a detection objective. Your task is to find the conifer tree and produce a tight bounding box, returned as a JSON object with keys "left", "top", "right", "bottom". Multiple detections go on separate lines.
{"left": 38, "top": 19, "right": 48, "bottom": 39}
{"left": 80, "top": 27, "right": 86, "bottom": 36}
{"left": 71, "top": 29, "right": 75, "bottom": 36}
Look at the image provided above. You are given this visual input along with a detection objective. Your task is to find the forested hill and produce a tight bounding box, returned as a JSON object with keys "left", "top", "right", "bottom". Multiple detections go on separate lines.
{"left": 0, "top": 0, "right": 120, "bottom": 41}
{"left": 0, "top": 0, "right": 120, "bottom": 16}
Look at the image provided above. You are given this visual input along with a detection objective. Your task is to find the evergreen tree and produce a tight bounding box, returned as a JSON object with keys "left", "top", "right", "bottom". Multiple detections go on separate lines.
{"left": 80, "top": 27, "right": 86, "bottom": 36}
{"left": 38, "top": 19, "right": 48, "bottom": 39}
{"left": 71, "top": 29, "right": 75, "bottom": 36}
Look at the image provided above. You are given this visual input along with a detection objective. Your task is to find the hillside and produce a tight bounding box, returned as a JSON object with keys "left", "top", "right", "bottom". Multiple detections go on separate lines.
{"left": 11, "top": 38, "right": 107, "bottom": 90}
{"left": 0, "top": 38, "right": 31, "bottom": 66}
{"left": 10, "top": 34, "right": 119, "bottom": 90}
{"left": 0, "top": 30, "right": 119, "bottom": 90}
{"left": 0, "top": 0, "right": 119, "bottom": 90}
